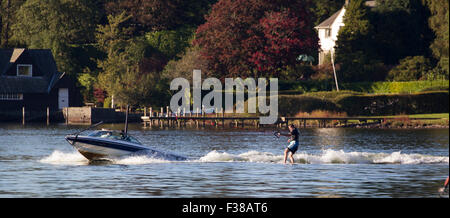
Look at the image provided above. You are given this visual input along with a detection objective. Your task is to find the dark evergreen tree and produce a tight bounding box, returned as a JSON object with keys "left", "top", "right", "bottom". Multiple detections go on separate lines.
{"left": 335, "top": 0, "right": 382, "bottom": 82}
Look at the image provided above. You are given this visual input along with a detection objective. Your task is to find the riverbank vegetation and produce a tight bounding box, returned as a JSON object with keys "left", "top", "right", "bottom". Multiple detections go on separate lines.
{"left": 1, "top": 0, "right": 448, "bottom": 119}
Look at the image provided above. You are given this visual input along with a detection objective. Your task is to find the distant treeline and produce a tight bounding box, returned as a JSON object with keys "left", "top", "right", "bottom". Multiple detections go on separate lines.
{"left": 1, "top": 0, "right": 448, "bottom": 108}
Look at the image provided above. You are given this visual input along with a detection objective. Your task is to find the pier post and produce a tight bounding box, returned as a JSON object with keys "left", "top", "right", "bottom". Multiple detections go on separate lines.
{"left": 222, "top": 108, "right": 225, "bottom": 128}
{"left": 46, "top": 107, "right": 50, "bottom": 125}
{"left": 65, "top": 107, "right": 69, "bottom": 124}
{"left": 202, "top": 105, "right": 205, "bottom": 127}
{"left": 177, "top": 108, "right": 181, "bottom": 127}
{"left": 22, "top": 107, "right": 25, "bottom": 125}
{"left": 149, "top": 107, "right": 153, "bottom": 127}
{"left": 161, "top": 107, "right": 164, "bottom": 127}
{"left": 196, "top": 107, "right": 199, "bottom": 128}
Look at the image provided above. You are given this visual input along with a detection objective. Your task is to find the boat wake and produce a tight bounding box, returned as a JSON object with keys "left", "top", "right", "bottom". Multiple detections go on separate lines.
{"left": 39, "top": 150, "right": 176, "bottom": 165}
{"left": 40, "top": 149, "right": 448, "bottom": 165}
{"left": 198, "top": 149, "right": 449, "bottom": 165}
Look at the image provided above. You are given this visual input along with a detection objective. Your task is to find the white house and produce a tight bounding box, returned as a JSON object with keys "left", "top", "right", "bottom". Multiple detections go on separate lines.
{"left": 315, "top": 0, "right": 376, "bottom": 65}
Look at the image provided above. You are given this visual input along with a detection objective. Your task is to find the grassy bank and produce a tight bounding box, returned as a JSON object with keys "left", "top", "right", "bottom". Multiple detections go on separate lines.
{"left": 280, "top": 80, "right": 449, "bottom": 94}
{"left": 275, "top": 90, "right": 449, "bottom": 117}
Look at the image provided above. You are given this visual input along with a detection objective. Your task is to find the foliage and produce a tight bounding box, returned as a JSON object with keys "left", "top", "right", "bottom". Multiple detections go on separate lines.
{"left": 93, "top": 87, "right": 107, "bottom": 104}
{"left": 278, "top": 64, "right": 315, "bottom": 81}
{"left": 278, "top": 95, "right": 342, "bottom": 116}
{"left": 372, "top": 0, "right": 434, "bottom": 65}
{"left": 162, "top": 46, "right": 210, "bottom": 81}
{"left": 195, "top": 0, "right": 318, "bottom": 78}
{"left": 279, "top": 79, "right": 449, "bottom": 94}
{"left": 77, "top": 72, "right": 97, "bottom": 103}
{"left": 310, "top": 0, "right": 345, "bottom": 26}
{"left": 11, "top": 0, "right": 101, "bottom": 75}
{"left": 334, "top": 0, "right": 382, "bottom": 82}
{"left": 386, "top": 56, "right": 432, "bottom": 81}
{"left": 105, "top": 0, "right": 217, "bottom": 32}
{"left": 145, "top": 27, "right": 195, "bottom": 61}
{"left": 340, "top": 80, "right": 449, "bottom": 94}
{"left": 277, "top": 91, "right": 449, "bottom": 116}
{"left": 336, "top": 91, "right": 449, "bottom": 116}
{"left": 95, "top": 12, "right": 168, "bottom": 107}
{"left": 0, "top": 0, "right": 26, "bottom": 48}
{"left": 424, "top": 0, "right": 449, "bottom": 77}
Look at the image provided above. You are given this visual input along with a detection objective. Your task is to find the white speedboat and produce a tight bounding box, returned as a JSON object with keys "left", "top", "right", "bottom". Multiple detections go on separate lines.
{"left": 65, "top": 130, "right": 187, "bottom": 161}
{"left": 65, "top": 106, "right": 187, "bottom": 162}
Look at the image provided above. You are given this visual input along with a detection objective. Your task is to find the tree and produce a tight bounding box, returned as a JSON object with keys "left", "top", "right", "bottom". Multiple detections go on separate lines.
{"left": 386, "top": 56, "right": 432, "bottom": 81}
{"left": 248, "top": 8, "right": 318, "bottom": 77}
{"left": 425, "top": 0, "right": 449, "bottom": 78}
{"left": 145, "top": 27, "right": 195, "bottom": 61}
{"left": 195, "top": 0, "right": 318, "bottom": 78}
{"left": 0, "top": 0, "right": 26, "bottom": 48}
{"left": 334, "top": 0, "right": 382, "bottom": 82}
{"left": 105, "top": 0, "right": 217, "bottom": 32}
{"left": 310, "top": 0, "right": 345, "bottom": 26}
{"left": 12, "top": 0, "right": 101, "bottom": 75}
{"left": 372, "top": 0, "right": 434, "bottom": 66}
{"left": 162, "top": 46, "right": 210, "bottom": 81}
{"left": 95, "top": 12, "right": 167, "bottom": 107}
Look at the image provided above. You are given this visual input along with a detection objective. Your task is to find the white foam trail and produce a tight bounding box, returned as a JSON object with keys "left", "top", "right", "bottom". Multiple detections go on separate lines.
{"left": 198, "top": 149, "right": 449, "bottom": 165}
{"left": 112, "top": 155, "right": 171, "bottom": 165}
{"left": 40, "top": 150, "right": 174, "bottom": 165}
{"left": 39, "top": 150, "right": 89, "bottom": 165}
{"left": 40, "top": 149, "right": 449, "bottom": 165}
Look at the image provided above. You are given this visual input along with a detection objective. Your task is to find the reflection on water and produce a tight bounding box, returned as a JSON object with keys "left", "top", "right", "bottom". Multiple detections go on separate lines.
{"left": 0, "top": 123, "right": 448, "bottom": 198}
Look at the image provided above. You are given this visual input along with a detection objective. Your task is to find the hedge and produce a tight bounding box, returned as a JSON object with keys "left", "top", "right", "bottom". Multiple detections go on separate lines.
{"left": 273, "top": 91, "right": 449, "bottom": 117}
{"left": 339, "top": 80, "right": 449, "bottom": 94}
{"left": 335, "top": 91, "right": 449, "bottom": 116}
{"left": 278, "top": 95, "right": 342, "bottom": 116}
{"left": 279, "top": 80, "right": 449, "bottom": 94}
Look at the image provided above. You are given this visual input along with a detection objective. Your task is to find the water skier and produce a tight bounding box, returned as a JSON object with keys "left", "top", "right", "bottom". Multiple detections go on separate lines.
{"left": 276, "top": 124, "right": 300, "bottom": 164}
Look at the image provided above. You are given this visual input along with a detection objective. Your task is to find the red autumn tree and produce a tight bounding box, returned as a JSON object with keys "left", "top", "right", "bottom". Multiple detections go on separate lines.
{"left": 194, "top": 0, "right": 318, "bottom": 78}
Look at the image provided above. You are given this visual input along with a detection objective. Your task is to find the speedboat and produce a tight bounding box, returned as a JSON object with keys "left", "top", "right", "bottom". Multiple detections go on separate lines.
{"left": 65, "top": 130, "right": 187, "bottom": 161}
{"left": 65, "top": 106, "right": 187, "bottom": 162}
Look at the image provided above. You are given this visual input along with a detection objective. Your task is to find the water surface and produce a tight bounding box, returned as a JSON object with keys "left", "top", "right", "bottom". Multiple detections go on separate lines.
{"left": 0, "top": 123, "right": 448, "bottom": 198}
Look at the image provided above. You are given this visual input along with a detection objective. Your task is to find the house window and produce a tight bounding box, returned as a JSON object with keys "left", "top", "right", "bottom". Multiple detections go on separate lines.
{"left": 0, "top": 93, "right": 23, "bottom": 101}
{"left": 17, "top": 64, "right": 33, "bottom": 77}
{"left": 325, "top": 28, "right": 331, "bottom": 38}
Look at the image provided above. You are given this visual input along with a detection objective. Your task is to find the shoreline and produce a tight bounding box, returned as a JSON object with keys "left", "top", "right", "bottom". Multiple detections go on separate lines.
{"left": 1, "top": 121, "right": 447, "bottom": 129}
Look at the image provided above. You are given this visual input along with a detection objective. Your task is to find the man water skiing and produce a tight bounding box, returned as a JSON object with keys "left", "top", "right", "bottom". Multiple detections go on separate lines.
{"left": 276, "top": 124, "right": 300, "bottom": 164}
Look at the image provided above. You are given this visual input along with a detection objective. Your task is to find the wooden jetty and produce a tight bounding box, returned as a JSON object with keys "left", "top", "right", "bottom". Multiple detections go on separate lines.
{"left": 140, "top": 107, "right": 444, "bottom": 128}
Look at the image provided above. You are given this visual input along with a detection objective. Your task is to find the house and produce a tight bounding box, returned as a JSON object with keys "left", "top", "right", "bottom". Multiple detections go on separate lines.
{"left": 0, "top": 48, "right": 78, "bottom": 119}
{"left": 315, "top": 0, "right": 376, "bottom": 65}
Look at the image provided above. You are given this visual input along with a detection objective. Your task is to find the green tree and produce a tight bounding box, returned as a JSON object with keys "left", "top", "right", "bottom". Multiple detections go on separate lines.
{"left": 105, "top": 0, "right": 217, "bottom": 32}
{"left": 310, "top": 0, "right": 345, "bottom": 26}
{"left": 96, "top": 12, "right": 167, "bottom": 107}
{"left": 12, "top": 0, "right": 100, "bottom": 75}
{"left": 425, "top": 0, "right": 449, "bottom": 78}
{"left": 0, "top": 0, "right": 26, "bottom": 48}
{"left": 372, "top": 0, "right": 433, "bottom": 65}
{"left": 334, "top": 0, "right": 382, "bottom": 82}
{"left": 386, "top": 56, "right": 432, "bottom": 81}
{"left": 145, "top": 27, "right": 195, "bottom": 61}
{"left": 162, "top": 46, "right": 210, "bottom": 81}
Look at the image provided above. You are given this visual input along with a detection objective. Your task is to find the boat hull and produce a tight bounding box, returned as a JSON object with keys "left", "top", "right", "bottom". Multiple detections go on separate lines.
{"left": 65, "top": 135, "right": 187, "bottom": 161}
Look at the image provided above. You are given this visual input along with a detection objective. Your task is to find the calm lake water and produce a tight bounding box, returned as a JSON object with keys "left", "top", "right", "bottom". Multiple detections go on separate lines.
{"left": 0, "top": 123, "right": 448, "bottom": 198}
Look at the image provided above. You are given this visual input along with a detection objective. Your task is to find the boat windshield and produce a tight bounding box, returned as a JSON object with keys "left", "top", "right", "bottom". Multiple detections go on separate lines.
{"left": 88, "top": 131, "right": 142, "bottom": 145}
